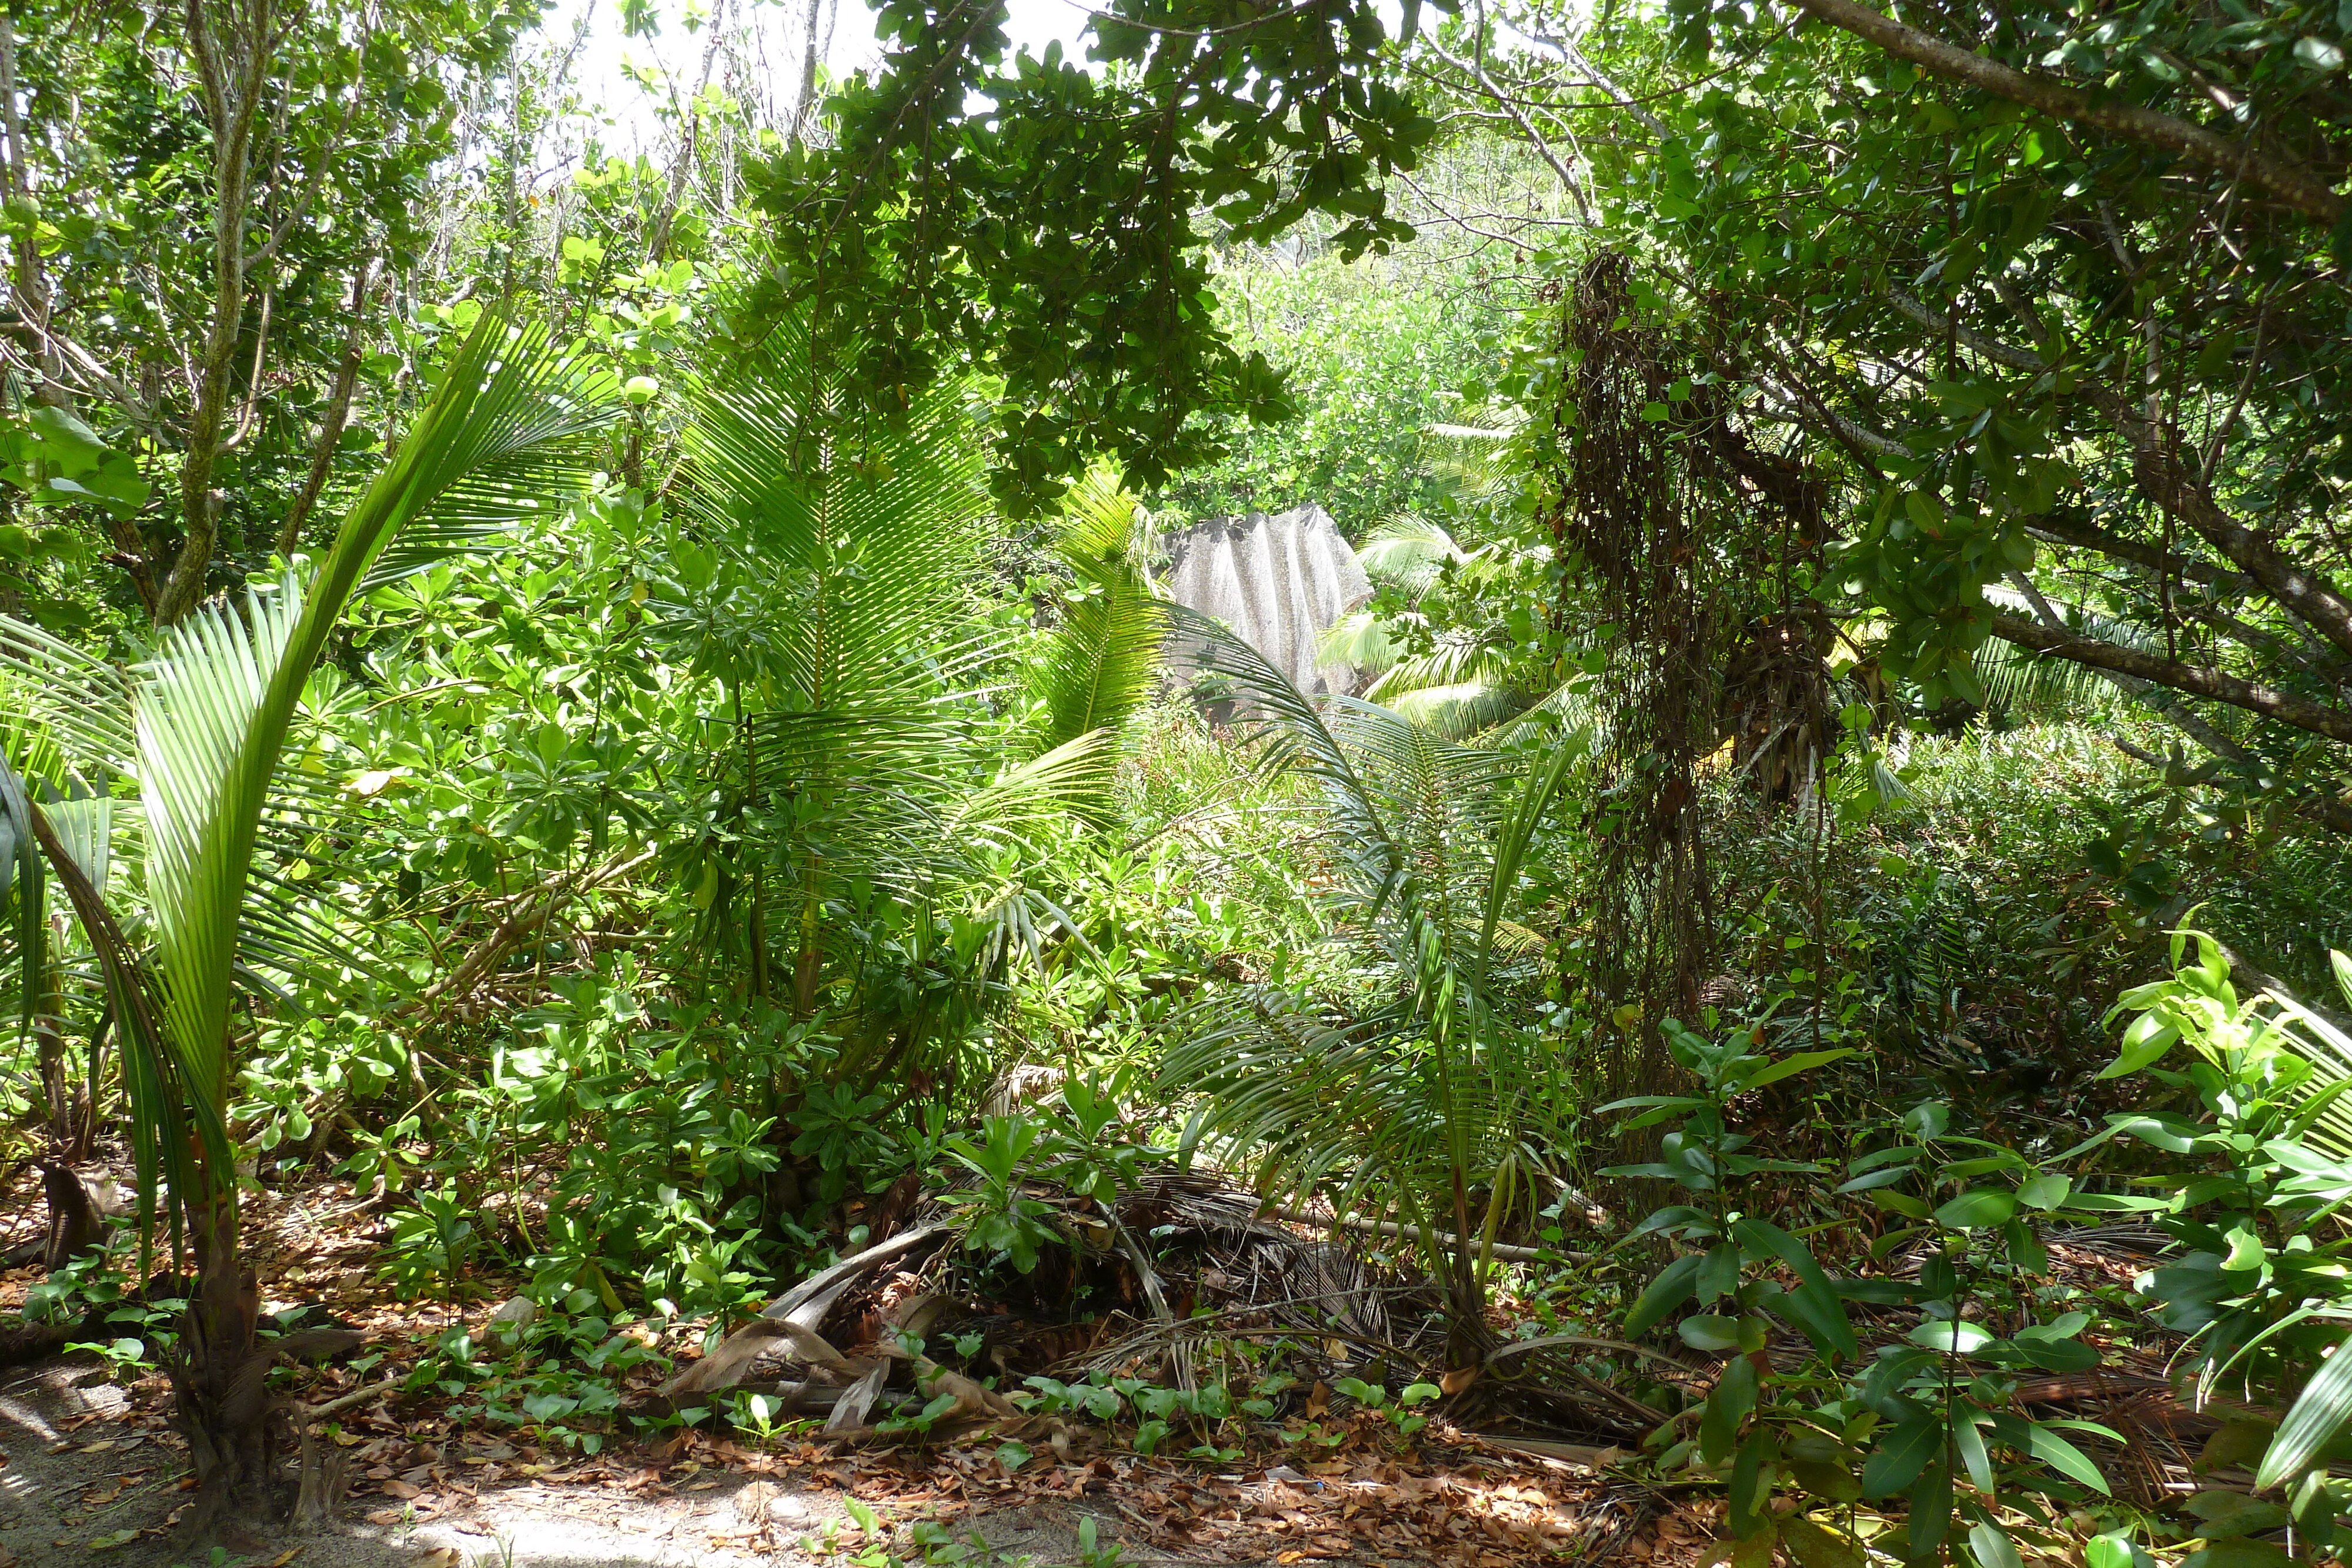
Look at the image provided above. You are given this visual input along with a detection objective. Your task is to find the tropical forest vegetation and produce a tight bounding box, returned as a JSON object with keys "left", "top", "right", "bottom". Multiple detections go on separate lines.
{"left": 4, "top": 0, "right": 2352, "bottom": 1564}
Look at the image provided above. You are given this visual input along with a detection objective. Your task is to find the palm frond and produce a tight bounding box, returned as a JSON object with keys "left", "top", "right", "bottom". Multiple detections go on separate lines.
{"left": 1168, "top": 603, "right": 1406, "bottom": 911}
{"left": 0, "top": 751, "right": 43, "bottom": 1045}
{"left": 1977, "top": 584, "right": 2150, "bottom": 717}
{"left": 1158, "top": 607, "right": 1584, "bottom": 1301}
{"left": 0, "top": 311, "right": 618, "bottom": 1245}
{"left": 0, "top": 617, "right": 136, "bottom": 783}
{"left": 1419, "top": 414, "right": 1522, "bottom": 508}
{"left": 1363, "top": 634, "right": 1531, "bottom": 740}
{"left": 1358, "top": 515, "right": 1468, "bottom": 601}
{"left": 951, "top": 731, "right": 1120, "bottom": 851}
{"left": 1034, "top": 468, "right": 1167, "bottom": 755}
{"left": 136, "top": 576, "right": 306, "bottom": 1112}
{"left": 1315, "top": 610, "right": 1402, "bottom": 682}
{"left": 356, "top": 321, "right": 622, "bottom": 589}
{"left": 677, "top": 327, "right": 993, "bottom": 712}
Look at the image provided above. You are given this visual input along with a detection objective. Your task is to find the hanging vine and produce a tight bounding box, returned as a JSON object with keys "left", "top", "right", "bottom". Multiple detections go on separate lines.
{"left": 1539, "top": 252, "right": 1840, "bottom": 1117}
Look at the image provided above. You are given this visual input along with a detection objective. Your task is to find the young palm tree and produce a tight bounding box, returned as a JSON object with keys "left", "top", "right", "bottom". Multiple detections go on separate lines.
{"left": 1032, "top": 466, "right": 1166, "bottom": 760}
{"left": 1161, "top": 609, "right": 1584, "bottom": 1368}
{"left": 650, "top": 333, "right": 1159, "bottom": 1116}
{"left": 0, "top": 316, "right": 619, "bottom": 1525}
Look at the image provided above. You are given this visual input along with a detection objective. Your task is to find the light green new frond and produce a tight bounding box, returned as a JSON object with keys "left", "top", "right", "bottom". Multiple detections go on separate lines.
{"left": 1383, "top": 680, "right": 1523, "bottom": 738}
{"left": 680, "top": 332, "right": 991, "bottom": 713}
{"left": 1037, "top": 469, "right": 1165, "bottom": 756}
{"left": 0, "top": 616, "right": 136, "bottom": 785}
{"left": 135, "top": 575, "right": 306, "bottom": 1111}
{"left": 8, "top": 313, "right": 617, "bottom": 1247}
{"left": 1316, "top": 610, "right": 1401, "bottom": 682}
{"left": 1168, "top": 603, "right": 1405, "bottom": 908}
{"left": 952, "top": 731, "right": 1118, "bottom": 852}
{"left": 1978, "top": 584, "right": 2147, "bottom": 717}
{"left": 42, "top": 792, "right": 114, "bottom": 901}
{"left": 1358, "top": 515, "right": 1466, "bottom": 601}
{"left": 1056, "top": 464, "right": 1140, "bottom": 564}
{"left": 358, "top": 322, "right": 623, "bottom": 590}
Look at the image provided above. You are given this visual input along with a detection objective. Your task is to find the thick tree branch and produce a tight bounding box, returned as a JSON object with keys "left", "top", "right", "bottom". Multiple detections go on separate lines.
{"left": 2026, "top": 513, "right": 2251, "bottom": 594}
{"left": 1426, "top": 4, "right": 1594, "bottom": 227}
{"left": 2001, "top": 572, "right": 2259, "bottom": 765}
{"left": 400, "top": 847, "right": 656, "bottom": 1021}
{"left": 1876, "top": 285, "right": 2352, "bottom": 662}
{"left": 1989, "top": 610, "right": 2352, "bottom": 745}
{"left": 1784, "top": 0, "right": 2344, "bottom": 225}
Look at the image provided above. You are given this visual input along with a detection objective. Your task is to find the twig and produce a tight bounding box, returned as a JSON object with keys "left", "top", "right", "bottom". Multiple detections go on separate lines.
{"left": 300, "top": 1376, "right": 402, "bottom": 1423}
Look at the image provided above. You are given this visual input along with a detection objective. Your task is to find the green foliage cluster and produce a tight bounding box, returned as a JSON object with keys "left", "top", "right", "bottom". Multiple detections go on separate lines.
{"left": 1152, "top": 255, "right": 1513, "bottom": 534}
{"left": 9, "top": 3, "right": 2352, "bottom": 1559}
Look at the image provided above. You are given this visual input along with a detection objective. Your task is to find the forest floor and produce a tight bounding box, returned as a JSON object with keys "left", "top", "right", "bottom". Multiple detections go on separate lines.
{"left": 0, "top": 1172, "right": 1700, "bottom": 1568}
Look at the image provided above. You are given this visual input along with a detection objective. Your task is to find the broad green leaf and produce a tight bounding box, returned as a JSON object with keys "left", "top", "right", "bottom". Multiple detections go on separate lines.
{"left": 1740, "top": 1048, "right": 1855, "bottom": 1091}
{"left": 1933, "top": 1188, "right": 2017, "bottom": 1229}
{"left": 2024, "top": 1421, "right": 2114, "bottom": 1495}
{"left": 2013, "top": 1337, "right": 2101, "bottom": 1372}
{"left": 1860, "top": 1417, "right": 1939, "bottom": 1499}
{"left": 1679, "top": 1315, "right": 1743, "bottom": 1352}
{"left": 2185, "top": 1490, "right": 2290, "bottom": 1539}
{"left": 1731, "top": 1215, "right": 1858, "bottom": 1358}
{"left": 2198, "top": 1419, "right": 2276, "bottom": 1474}
{"left": 1701, "top": 1354, "right": 1758, "bottom": 1464}
{"left": 1906, "top": 1456, "right": 1952, "bottom": 1561}
{"left": 1909, "top": 1319, "right": 1994, "bottom": 1354}
{"left": 2017, "top": 1174, "right": 2072, "bottom": 1209}
{"left": 1955, "top": 1414, "right": 1993, "bottom": 1492}
{"left": 1780, "top": 1517, "right": 1861, "bottom": 1568}
{"left": 2179, "top": 1543, "right": 2293, "bottom": 1568}
{"left": 1968, "top": 1521, "right": 2022, "bottom": 1568}
{"left": 1626, "top": 1253, "right": 1705, "bottom": 1338}
{"left": 2084, "top": 1533, "right": 2136, "bottom": 1568}
{"left": 2257, "top": 1328, "right": 2352, "bottom": 1489}
{"left": 1789, "top": 1459, "right": 1861, "bottom": 1504}
{"left": 2100, "top": 1017, "right": 2180, "bottom": 1078}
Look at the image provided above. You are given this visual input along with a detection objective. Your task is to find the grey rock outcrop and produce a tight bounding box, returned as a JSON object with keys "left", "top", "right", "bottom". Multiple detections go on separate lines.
{"left": 1160, "top": 504, "right": 1371, "bottom": 695}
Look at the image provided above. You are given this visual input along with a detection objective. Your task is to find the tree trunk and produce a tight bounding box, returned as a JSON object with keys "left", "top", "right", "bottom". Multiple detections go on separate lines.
{"left": 34, "top": 964, "right": 71, "bottom": 1151}
{"left": 173, "top": 1183, "right": 267, "bottom": 1532}
{"left": 36, "top": 1159, "right": 101, "bottom": 1272}
{"left": 159, "top": 0, "right": 275, "bottom": 624}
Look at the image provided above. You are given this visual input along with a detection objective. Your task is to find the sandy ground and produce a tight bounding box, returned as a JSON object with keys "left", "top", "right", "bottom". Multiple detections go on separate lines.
{"left": 1, "top": 1357, "right": 1546, "bottom": 1568}
{"left": 0, "top": 1360, "right": 1190, "bottom": 1568}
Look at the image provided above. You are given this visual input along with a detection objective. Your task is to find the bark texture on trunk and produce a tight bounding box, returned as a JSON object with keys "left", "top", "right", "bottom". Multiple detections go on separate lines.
{"left": 175, "top": 1191, "right": 266, "bottom": 1531}
{"left": 159, "top": 0, "right": 276, "bottom": 624}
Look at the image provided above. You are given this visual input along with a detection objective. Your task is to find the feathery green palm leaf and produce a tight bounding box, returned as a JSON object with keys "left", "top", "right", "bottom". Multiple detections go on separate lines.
{"left": 1162, "top": 611, "right": 1579, "bottom": 1316}
{"left": 1034, "top": 468, "right": 1166, "bottom": 754}
{"left": 1, "top": 312, "right": 620, "bottom": 1248}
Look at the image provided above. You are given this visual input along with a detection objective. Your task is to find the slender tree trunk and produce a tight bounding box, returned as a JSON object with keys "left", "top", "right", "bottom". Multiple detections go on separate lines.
{"left": 647, "top": 0, "right": 727, "bottom": 262}
{"left": 0, "top": 10, "right": 58, "bottom": 396}
{"left": 789, "top": 0, "right": 832, "bottom": 145}
{"left": 159, "top": 0, "right": 274, "bottom": 625}
{"left": 275, "top": 259, "right": 376, "bottom": 557}
{"left": 34, "top": 962, "right": 70, "bottom": 1150}
{"left": 0, "top": 12, "right": 162, "bottom": 613}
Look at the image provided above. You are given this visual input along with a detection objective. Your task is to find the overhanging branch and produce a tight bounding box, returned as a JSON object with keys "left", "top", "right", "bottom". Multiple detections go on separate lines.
{"left": 1785, "top": 0, "right": 2345, "bottom": 225}
{"left": 1989, "top": 611, "right": 2352, "bottom": 745}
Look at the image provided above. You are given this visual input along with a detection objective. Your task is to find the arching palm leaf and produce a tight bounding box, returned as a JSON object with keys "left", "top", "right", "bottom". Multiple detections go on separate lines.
{"left": 1160, "top": 609, "right": 1582, "bottom": 1358}
{"left": 1034, "top": 467, "right": 1167, "bottom": 754}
